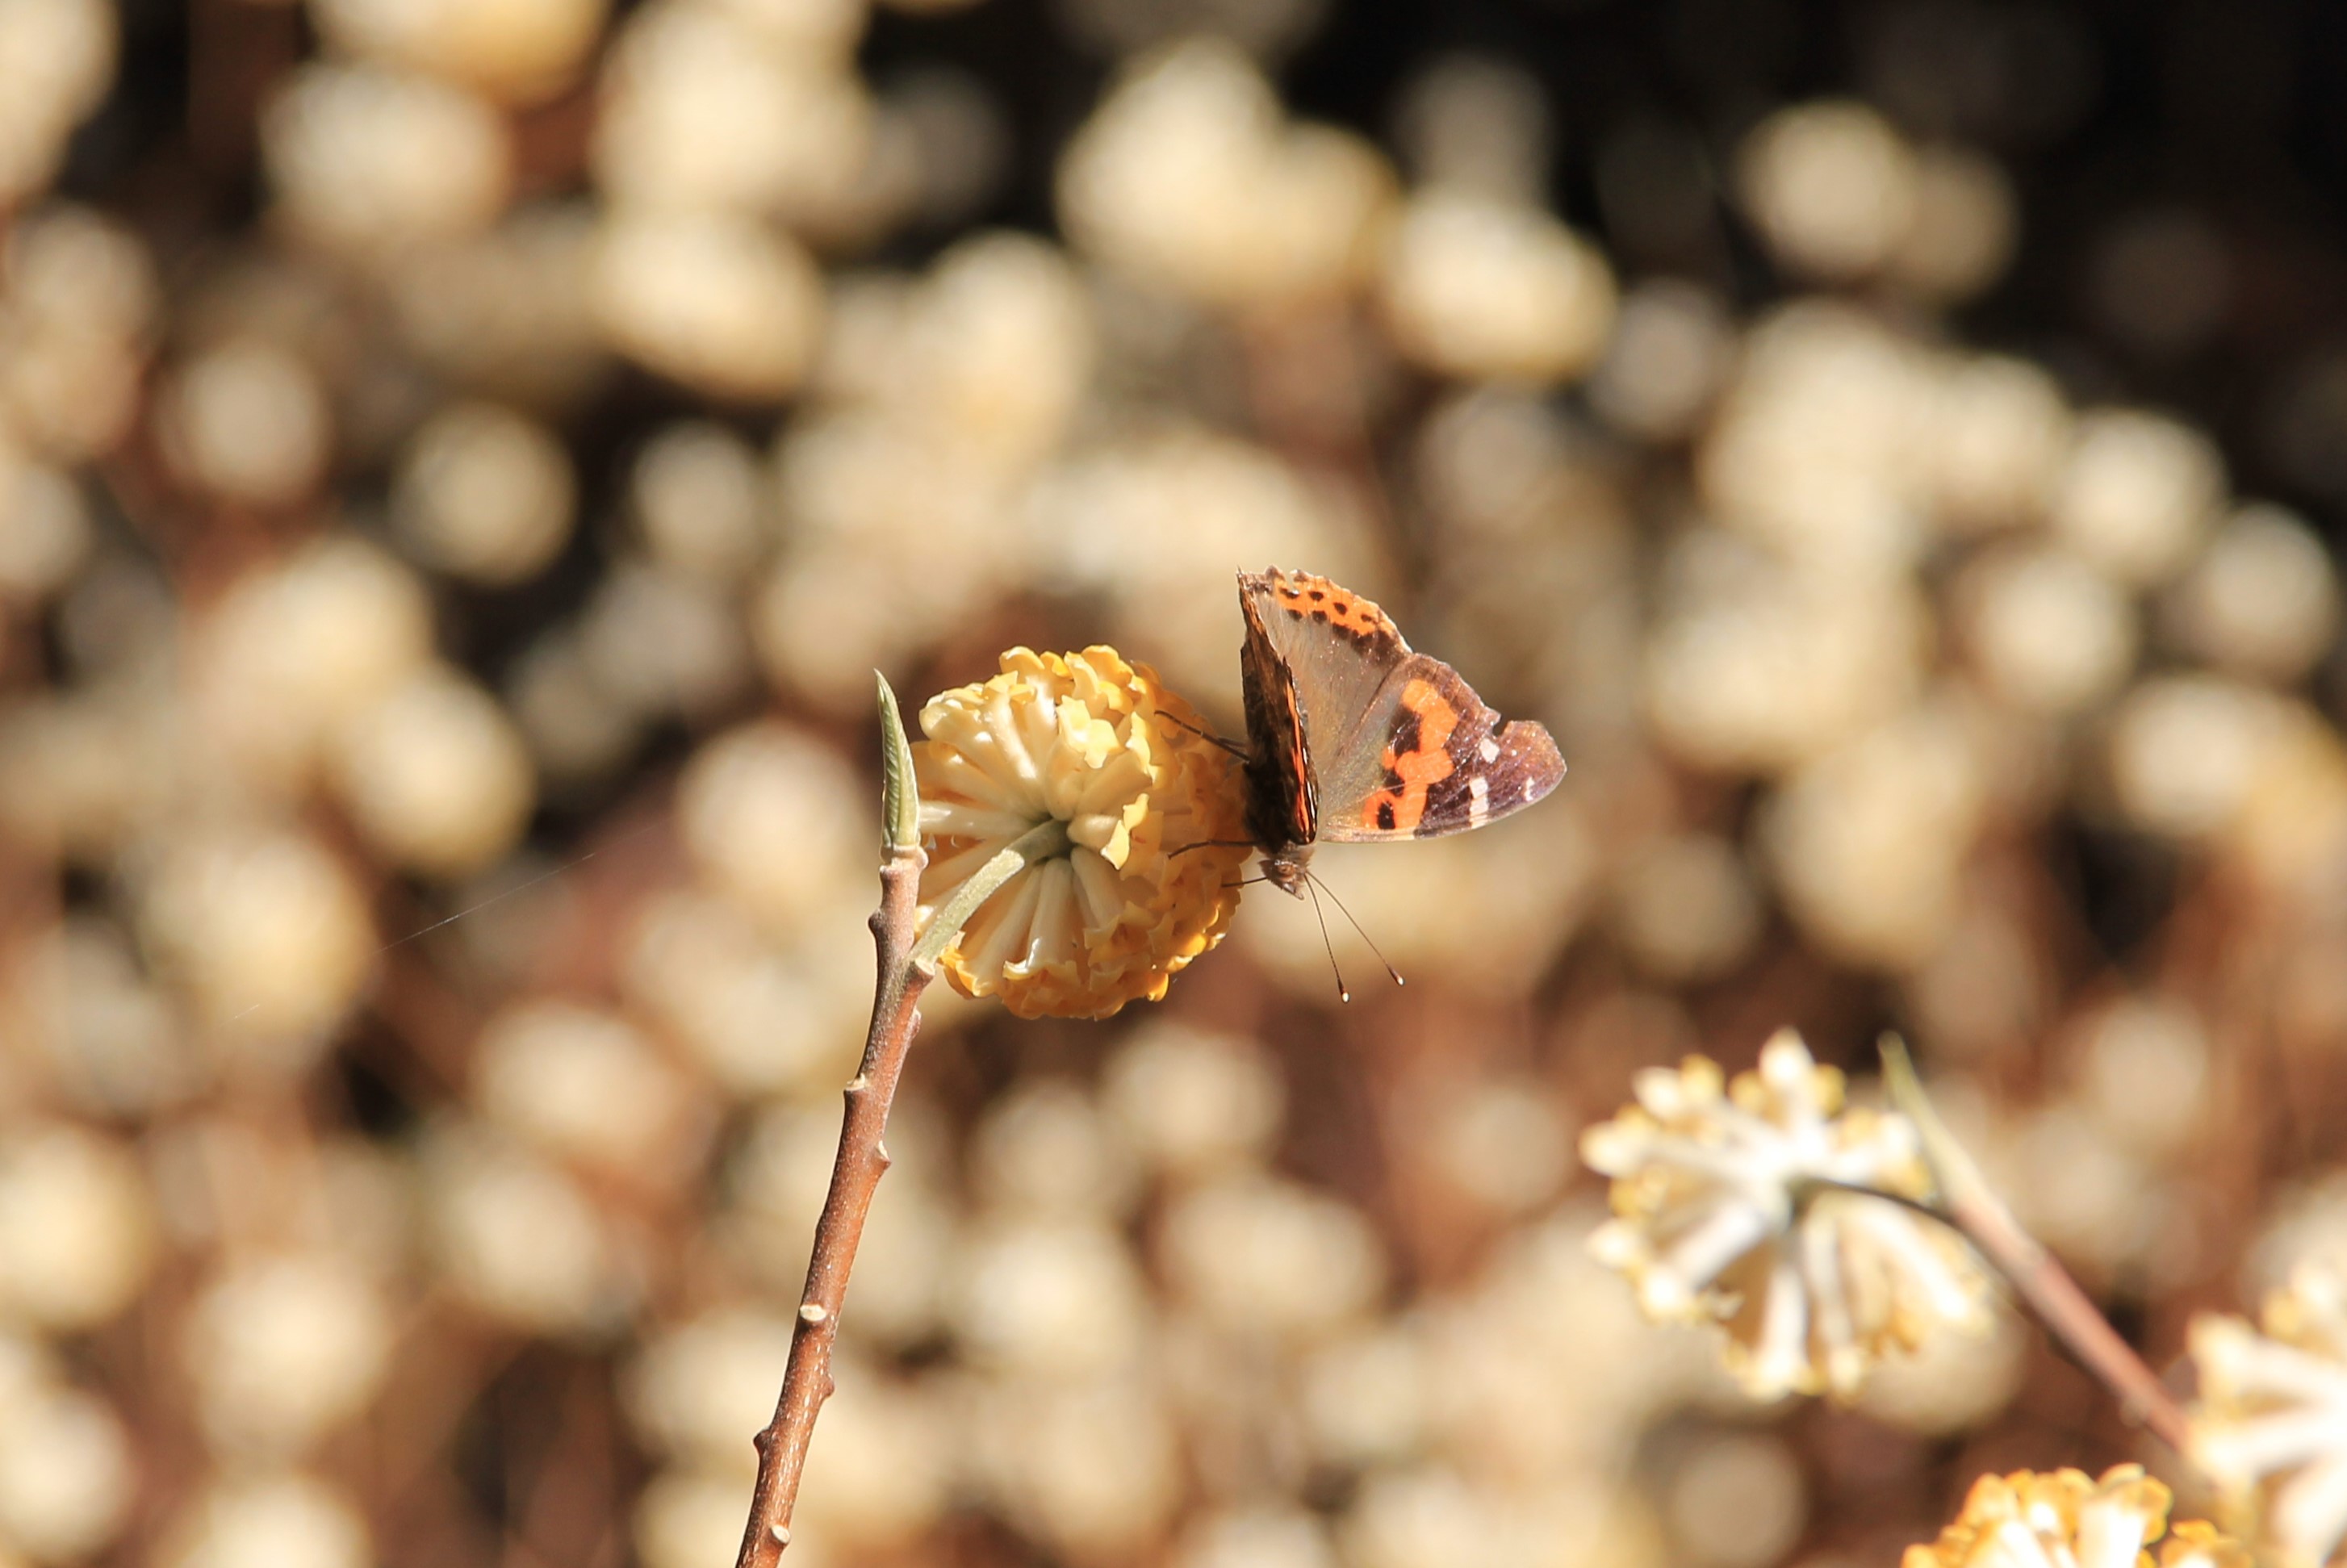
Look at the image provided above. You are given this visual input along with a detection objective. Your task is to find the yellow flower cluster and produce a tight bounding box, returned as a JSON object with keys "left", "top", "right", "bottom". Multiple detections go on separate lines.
{"left": 1582, "top": 1028, "right": 1989, "bottom": 1399}
{"left": 913, "top": 647, "right": 1250, "bottom": 1019}
{"left": 1903, "top": 1466, "right": 2246, "bottom": 1568}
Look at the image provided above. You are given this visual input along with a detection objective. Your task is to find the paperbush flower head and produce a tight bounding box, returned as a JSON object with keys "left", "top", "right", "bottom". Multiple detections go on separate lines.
{"left": 1580, "top": 1027, "right": 1989, "bottom": 1399}
{"left": 1902, "top": 1466, "right": 2248, "bottom": 1568}
{"left": 914, "top": 647, "right": 1250, "bottom": 1020}
{"left": 2190, "top": 1265, "right": 2347, "bottom": 1568}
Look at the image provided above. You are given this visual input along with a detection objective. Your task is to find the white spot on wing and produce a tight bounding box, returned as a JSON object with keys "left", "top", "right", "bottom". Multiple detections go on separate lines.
{"left": 1477, "top": 736, "right": 1500, "bottom": 763}
{"left": 1468, "top": 775, "right": 1490, "bottom": 825}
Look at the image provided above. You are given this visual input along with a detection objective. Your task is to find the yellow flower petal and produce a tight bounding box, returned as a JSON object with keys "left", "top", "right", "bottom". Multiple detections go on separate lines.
{"left": 1906, "top": 1467, "right": 2237, "bottom": 1568}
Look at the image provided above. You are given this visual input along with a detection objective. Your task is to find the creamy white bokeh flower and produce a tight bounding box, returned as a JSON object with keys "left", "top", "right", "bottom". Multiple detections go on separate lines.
{"left": 2191, "top": 1265, "right": 2347, "bottom": 1568}
{"left": 1581, "top": 1027, "right": 1989, "bottom": 1399}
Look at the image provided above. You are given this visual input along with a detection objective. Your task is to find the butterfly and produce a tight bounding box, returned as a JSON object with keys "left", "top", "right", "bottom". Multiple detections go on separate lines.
{"left": 1236, "top": 567, "right": 1567, "bottom": 897}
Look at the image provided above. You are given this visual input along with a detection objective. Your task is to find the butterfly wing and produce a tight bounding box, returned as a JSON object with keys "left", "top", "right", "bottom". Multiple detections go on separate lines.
{"left": 1238, "top": 579, "right": 1316, "bottom": 852}
{"left": 1239, "top": 568, "right": 1566, "bottom": 845}
{"left": 1316, "top": 656, "right": 1567, "bottom": 843}
{"left": 1239, "top": 569, "right": 1406, "bottom": 788}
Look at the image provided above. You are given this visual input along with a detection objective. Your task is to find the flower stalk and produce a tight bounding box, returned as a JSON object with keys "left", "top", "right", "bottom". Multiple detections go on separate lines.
{"left": 909, "top": 817, "right": 1072, "bottom": 973}
{"left": 731, "top": 675, "right": 1061, "bottom": 1568}
{"left": 1880, "top": 1035, "right": 2198, "bottom": 1461}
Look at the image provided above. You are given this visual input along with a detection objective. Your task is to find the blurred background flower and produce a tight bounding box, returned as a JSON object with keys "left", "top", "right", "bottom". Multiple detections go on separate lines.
{"left": 1583, "top": 1031, "right": 1990, "bottom": 1401}
{"left": 2, "top": 0, "right": 2345, "bottom": 1565}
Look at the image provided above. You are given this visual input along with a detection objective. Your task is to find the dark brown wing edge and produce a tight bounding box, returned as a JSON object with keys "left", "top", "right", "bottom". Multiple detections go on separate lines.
{"left": 1419, "top": 716, "right": 1567, "bottom": 837}
{"left": 1237, "top": 576, "right": 1318, "bottom": 854}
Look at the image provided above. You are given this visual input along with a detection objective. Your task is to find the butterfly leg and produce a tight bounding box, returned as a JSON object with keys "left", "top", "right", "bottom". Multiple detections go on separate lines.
{"left": 1157, "top": 709, "right": 1250, "bottom": 759}
{"left": 1171, "top": 838, "right": 1256, "bottom": 859}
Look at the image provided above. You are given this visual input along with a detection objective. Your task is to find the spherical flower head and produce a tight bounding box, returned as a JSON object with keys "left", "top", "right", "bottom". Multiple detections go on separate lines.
{"left": 1580, "top": 1027, "right": 1989, "bottom": 1400}
{"left": 915, "top": 647, "right": 1249, "bottom": 1019}
{"left": 2189, "top": 1265, "right": 2347, "bottom": 1568}
{"left": 1902, "top": 1466, "right": 2248, "bottom": 1568}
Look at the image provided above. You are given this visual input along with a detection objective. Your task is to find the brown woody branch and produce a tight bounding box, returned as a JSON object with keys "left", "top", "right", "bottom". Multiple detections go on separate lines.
{"left": 730, "top": 834, "right": 929, "bottom": 1568}
{"left": 733, "top": 680, "right": 1063, "bottom": 1568}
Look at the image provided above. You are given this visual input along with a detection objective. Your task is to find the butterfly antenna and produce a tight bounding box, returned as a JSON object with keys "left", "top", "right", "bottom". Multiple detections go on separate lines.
{"left": 1307, "top": 872, "right": 1405, "bottom": 989}
{"left": 1303, "top": 875, "right": 1350, "bottom": 1003}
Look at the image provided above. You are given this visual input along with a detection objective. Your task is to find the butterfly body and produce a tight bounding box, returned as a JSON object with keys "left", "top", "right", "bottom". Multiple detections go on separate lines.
{"left": 1236, "top": 567, "right": 1567, "bottom": 896}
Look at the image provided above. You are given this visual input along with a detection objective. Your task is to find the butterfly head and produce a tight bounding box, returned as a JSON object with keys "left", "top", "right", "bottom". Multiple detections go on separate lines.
{"left": 1259, "top": 844, "right": 1313, "bottom": 897}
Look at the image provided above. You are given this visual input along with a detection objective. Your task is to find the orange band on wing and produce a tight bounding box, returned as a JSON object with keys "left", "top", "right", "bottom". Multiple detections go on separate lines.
{"left": 1362, "top": 678, "right": 1459, "bottom": 834}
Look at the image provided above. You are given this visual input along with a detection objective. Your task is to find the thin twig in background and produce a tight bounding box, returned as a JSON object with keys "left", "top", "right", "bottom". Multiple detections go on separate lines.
{"left": 1881, "top": 1038, "right": 2199, "bottom": 1464}
{"left": 1947, "top": 1182, "right": 2199, "bottom": 1460}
